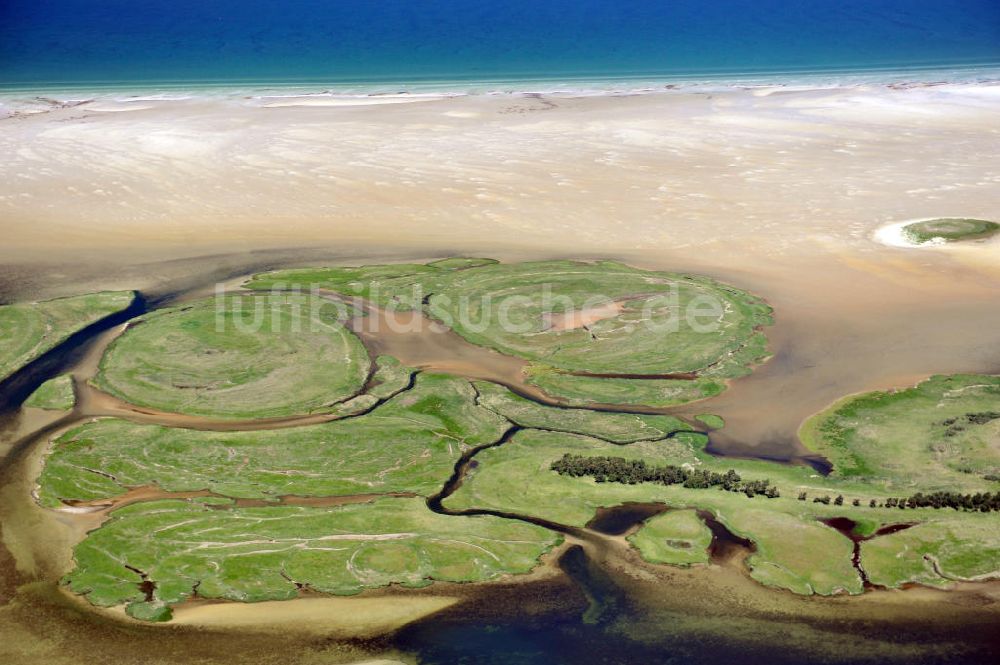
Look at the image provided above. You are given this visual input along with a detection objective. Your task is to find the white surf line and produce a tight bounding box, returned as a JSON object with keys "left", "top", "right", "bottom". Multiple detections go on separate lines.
{"left": 873, "top": 218, "right": 947, "bottom": 249}
{"left": 252, "top": 92, "right": 462, "bottom": 108}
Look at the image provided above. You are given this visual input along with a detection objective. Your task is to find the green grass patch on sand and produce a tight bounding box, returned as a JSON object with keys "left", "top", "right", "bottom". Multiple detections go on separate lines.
{"left": 94, "top": 294, "right": 370, "bottom": 419}
{"left": 902, "top": 218, "right": 999, "bottom": 244}
{"left": 24, "top": 374, "right": 75, "bottom": 410}
{"left": 425, "top": 257, "right": 500, "bottom": 270}
{"left": 422, "top": 260, "right": 772, "bottom": 375}
{"left": 65, "top": 496, "right": 558, "bottom": 621}
{"left": 248, "top": 259, "right": 772, "bottom": 407}
{"left": 473, "top": 380, "right": 691, "bottom": 443}
{"left": 627, "top": 509, "right": 712, "bottom": 566}
{"left": 0, "top": 291, "right": 134, "bottom": 382}
{"left": 247, "top": 262, "right": 450, "bottom": 309}
{"left": 695, "top": 414, "right": 725, "bottom": 429}
{"left": 721, "top": 506, "right": 861, "bottom": 595}
{"left": 525, "top": 371, "right": 727, "bottom": 408}
{"left": 37, "top": 373, "right": 507, "bottom": 507}
{"left": 860, "top": 517, "right": 1000, "bottom": 588}
{"left": 799, "top": 374, "right": 1000, "bottom": 490}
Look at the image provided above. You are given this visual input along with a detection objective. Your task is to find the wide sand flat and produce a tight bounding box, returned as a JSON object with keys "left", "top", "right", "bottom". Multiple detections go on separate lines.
{"left": 1, "top": 84, "right": 997, "bottom": 264}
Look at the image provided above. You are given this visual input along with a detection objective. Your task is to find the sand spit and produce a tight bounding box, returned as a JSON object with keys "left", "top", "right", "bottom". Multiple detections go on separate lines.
{"left": 168, "top": 595, "right": 458, "bottom": 636}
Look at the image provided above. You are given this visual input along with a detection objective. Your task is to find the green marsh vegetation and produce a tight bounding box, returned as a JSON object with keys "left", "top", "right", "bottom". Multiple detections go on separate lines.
{"left": 66, "top": 497, "right": 558, "bottom": 621}
{"left": 248, "top": 259, "right": 774, "bottom": 407}
{"left": 860, "top": 518, "right": 1000, "bottom": 588}
{"left": 446, "top": 375, "right": 1000, "bottom": 596}
{"left": 799, "top": 374, "right": 1000, "bottom": 489}
{"left": 24, "top": 374, "right": 75, "bottom": 410}
{"left": 37, "top": 373, "right": 504, "bottom": 507}
{"left": 472, "top": 380, "right": 691, "bottom": 443}
{"left": 443, "top": 427, "right": 867, "bottom": 595}
{"left": 695, "top": 413, "right": 725, "bottom": 429}
{"left": 12, "top": 262, "right": 999, "bottom": 621}
{"left": 0, "top": 291, "right": 134, "bottom": 382}
{"left": 626, "top": 509, "right": 712, "bottom": 566}
{"left": 901, "top": 218, "right": 999, "bottom": 244}
{"left": 93, "top": 294, "right": 370, "bottom": 419}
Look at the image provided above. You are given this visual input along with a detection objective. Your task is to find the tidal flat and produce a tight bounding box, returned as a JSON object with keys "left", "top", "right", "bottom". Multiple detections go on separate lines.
{"left": 1, "top": 84, "right": 999, "bottom": 664}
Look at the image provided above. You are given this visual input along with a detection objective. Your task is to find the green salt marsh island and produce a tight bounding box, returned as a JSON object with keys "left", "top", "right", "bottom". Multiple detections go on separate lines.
{"left": 24, "top": 374, "right": 75, "bottom": 410}
{"left": 93, "top": 294, "right": 370, "bottom": 419}
{"left": 445, "top": 375, "right": 1000, "bottom": 596}
{"left": 901, "top": 218, "right": 999, "bottom": 245}
{"left": 66, "top": 497, "right": 558, "bottom": 622}
{"left": 0, "top": 291, "right": 135, "bottom": 382}
{"left": 248, "top": 259, "right": 774, "bottom": 407}
{"left": 10, "top": 260, "right": 997, "bottom": 622}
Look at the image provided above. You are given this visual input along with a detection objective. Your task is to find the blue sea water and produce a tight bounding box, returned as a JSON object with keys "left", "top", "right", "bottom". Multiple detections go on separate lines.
{"left": 1, "top": 0, "right": 998, "bottom": 92}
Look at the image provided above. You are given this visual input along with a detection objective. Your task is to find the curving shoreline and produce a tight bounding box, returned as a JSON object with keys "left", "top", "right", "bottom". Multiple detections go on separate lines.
{"left": 4, "top": 64, "right": 999, "bottom": 114}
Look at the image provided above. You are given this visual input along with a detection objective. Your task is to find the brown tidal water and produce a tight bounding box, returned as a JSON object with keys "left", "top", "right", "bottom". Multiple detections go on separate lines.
{"left": 0, "top": 246, "right": 999, "bottom": 664}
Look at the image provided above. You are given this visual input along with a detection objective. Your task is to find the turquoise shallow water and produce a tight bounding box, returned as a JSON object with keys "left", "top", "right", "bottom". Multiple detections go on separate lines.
{"left": 1, "top": 0, "right": 999, "bottom": 92}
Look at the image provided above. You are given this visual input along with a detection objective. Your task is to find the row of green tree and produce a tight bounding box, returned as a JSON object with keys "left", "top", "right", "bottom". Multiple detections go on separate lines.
{"left": 550, "top": 454, "right": 779, "bottom": 498}
{"left": 897, "top": 490, "right": 1000, "bottom": 512}
{"left": 797, "top": 491, "right": 1000, "bottom": 513}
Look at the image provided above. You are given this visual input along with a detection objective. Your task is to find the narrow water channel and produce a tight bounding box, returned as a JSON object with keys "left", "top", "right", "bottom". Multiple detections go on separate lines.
{"left": 820, "top": 517, "right": 917, "bottom": 588}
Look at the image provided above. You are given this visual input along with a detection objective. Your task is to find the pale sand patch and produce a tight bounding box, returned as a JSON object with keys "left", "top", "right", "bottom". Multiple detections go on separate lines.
{"left": 86, "top": 103, "right": 155, "bottom": 112}
{"left": 51, "top": 504, "right": 105, "bottom": 514}
{"left": 543, "top": 300, "right": 625, "bottom": 331}
{"left": 750, "top": 85, "right": 842, "bottom": 97}
{"left": 256, "top": 93, "right": 456, "bottom": 108}
{"left": 1, "top": 83, "right": 997, "bottom": 265}
{"left": 168, "top": 595, "right": 458, "bottom": 636}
